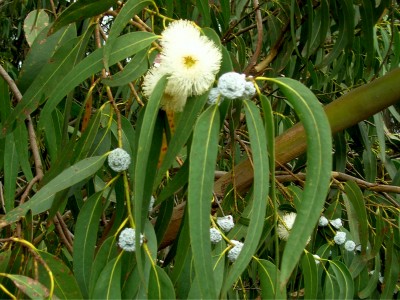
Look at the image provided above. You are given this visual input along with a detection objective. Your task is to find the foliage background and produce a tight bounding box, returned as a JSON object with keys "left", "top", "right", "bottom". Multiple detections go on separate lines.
{"left": 0, "top": 0, "right": 399, "bottom": 298}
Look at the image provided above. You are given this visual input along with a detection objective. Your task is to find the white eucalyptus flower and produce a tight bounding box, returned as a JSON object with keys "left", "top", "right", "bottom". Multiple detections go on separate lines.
{"left": 334, "top": 231, "right": 346, "bottom": 245}
{"left": 344, "top": 240, "right": 356, "bottom": 251}
{"left": 210, "top": 228, "right": 222, "bottom": 244}
{"left": 318, "top": 216, "right": 329, "bottom": 227}
{"left": 243, "top": 81, "right": 256, "bottom": 98}
{"left": 118, "top": 228, "right": 144, "bottom": 252}
{"left": 108, "top": 148, "right": 131, "bottom": 172}
{"left": 207, "top": 87, "right": 222, "bottom": 105}
{"left": 143, "top": 20, "right": 222, "bottom": 112}
{"left": 216, "top": 215, "right": 234, "bottom": 232}
{"left": 329, "top": 218, "right": 343, "bottom": 229}
{"left": 277, "top": 212, "right": 297, "bottom": 241}
{"left": 313, "top": 254, "right": 321, "bottom": 265}
{"left": 217, "top": 72, "right": 247, "bottom": 99}
{"left": 227, "top": 240, "right": 244, "bottom": 262}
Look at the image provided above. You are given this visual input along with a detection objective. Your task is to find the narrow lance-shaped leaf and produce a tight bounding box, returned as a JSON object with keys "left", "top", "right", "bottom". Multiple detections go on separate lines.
{"left": 134, "top": 76, "right": 167, "bottom": 280}
{"left": 50, "top": 0, "right": 117, "bottom": 35}
{"left": 330, "top": 260, "right": 355, "bottom": 299}
{"left": 103, "top": 0, "right": 155, "bottom": 70}
{"left": 3, "top": 132, "right": 19, "bottom": 212}
{"left": 156, "top": 92, "right": 208, "bottom": 185}
{"left": 3, "top": 274, "right": 51, "bottom": 299}
{"left": 344, "top": 181, "right": 369, "bottom": 254}
{"left": 0, "top": 155, "right": 107, "bottom": 227}
{"left": 39, "top": 31, "right": 158, "bottom": 127}
{"left": 221, "top": 100, "right": 269, "bottom": 295}
{"left": 2, "top": 25, "right": 94, "bottom": 137}
{"left": 73, "top": 192, "right": 104, "bottom": 298}
{"left": 92, "top": 256, "right": 122, "bottom": 300}
{"left": 264, "top": 77, "right": 332, "bottom": 288}
{"left": 38, "top": 250, "right": 83, "bottom": 300}
{"left": 256, "top": 259, "right": 287, "bottom": 299}
{"left": 301, "top": 252, "right": 319, "bottom": 299}
{"left": 188, "top": 104, "right": 220, "bottom": 299}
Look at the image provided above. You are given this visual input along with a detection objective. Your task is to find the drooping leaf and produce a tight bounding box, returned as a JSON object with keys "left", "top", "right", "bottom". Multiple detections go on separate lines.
{"left": 39, "top": 31, "right": 157, "bottom": 125}
{"left": 187, "top": 104, "right": 220, "bottom": 299}
{"left": 148, "top": 265, "right": 176, "bottom": 299}
{"left": 133, "top": 76, "right": 166, "bottom": 279}
{"left": 0, "top": 155, "right": 107, "bottom": 226}
{"left": 5, "top": 274, "right": 52, "bottom": 299}
{"left": 221, "top": 100, "right": 269, "bottom": 295}
{"left": 92, "top": 256, "right": 122, "bottom": 300}
{"left": 330, "top": 260, "right": 355, "bottom": 299}
{"left": 73, "top": 192, "right": 104, "bottom": 298}
{"left": 264, "top": 77, "right": 332, "bottom": 288}
{"left": 257, "top": 259, "right": 287, "bottom": 299}
{"left": 3, "top": 132, "right": 19, "bottom": 212}
{"left": 343, "top": 181, "right": 369, "bottom": 254}
{"left": 301, "top": 252, "right": 319, "bottom": 299}
{"left": 50, "top": 0, "right": 117, "bottom": 34}
{"left": 103, "top": 0, "right": 155, "bottom": 70}
{"left": 38, "top": 250, "right": 83, "bottom": 299}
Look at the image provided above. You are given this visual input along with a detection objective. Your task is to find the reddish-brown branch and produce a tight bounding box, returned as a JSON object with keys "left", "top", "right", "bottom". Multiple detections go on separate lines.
{"left": 244, "top": 0, "right": 264, "bottom": 75}
{"left": 0, "top": 65, "right": 43, "bottom": 207}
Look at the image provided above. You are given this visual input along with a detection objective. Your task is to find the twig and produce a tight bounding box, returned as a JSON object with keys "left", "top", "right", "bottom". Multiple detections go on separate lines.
{"left": 53, "top": 216, "right": 73, "bottom": 254}
{"left": 254, "top": 20, "right": 290, "bottom": 75}
{"left": 276, "top": 171, "right": 400, "bottom": 200}
{"left": 0, "top": 65, "right": 43, "bottom": 205}
{"left": 244, "top": 0, "right": 264, "bottom": 75}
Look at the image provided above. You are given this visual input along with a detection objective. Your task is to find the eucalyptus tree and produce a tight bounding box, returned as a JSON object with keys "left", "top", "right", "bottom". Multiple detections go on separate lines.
{"left": 0, "top": 0, "right": 399, "bottom": 298}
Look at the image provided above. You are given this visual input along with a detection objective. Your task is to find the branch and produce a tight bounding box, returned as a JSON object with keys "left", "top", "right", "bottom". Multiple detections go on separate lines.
{"left": 244, "top": 0, "right": 263, "bottom": 75}
{"left": 0, "top": 65, "right": 43, "bottom": 205}
{"left": 214, "top": 67, "right": 400, "bottom": 196}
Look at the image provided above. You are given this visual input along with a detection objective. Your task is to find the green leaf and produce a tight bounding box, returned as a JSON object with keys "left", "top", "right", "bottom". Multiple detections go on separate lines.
{"left": 358, "top": 255, "right": 380, "bottom": 299}
{"left": 3, "top": 132, "right": 19, "bottom": 212}
{"left": 256, "top": 259, "right": 287, "bottom": 299}
{"left": 2, "top": 25, "right": 94, "bottom": 137}
{"left": 73, "top": 192, "right": 104, "bottom": 298}
{"left": 324, "top": 269, "right": 339, "bottom": 299}
{"left": 4, "top": 274, "right": 51, "bottom": 299}
{"left": 133, "top": 76, "right": 166, "bottom": 277}
{"left": 18, "top": 24, "right": 76, "bottom": 94}
{"left": 92, "top": 256, "right": 122, "bottom": 300}
{"left": 317, "top": 0, "right": 354, "bottom": 68}
{"left": 265, "top": 78, "right": 332, "bottom": 288}
{"left": 39, "top": 31, "right": 157, "bottom": 125}
{"left": 23, "top": 9, "right": 50, "bottom": 46}
{"left": 89, "top": 236, "right": 118, "bottom": 297}
{"left": 359, "top": 0, "right": 375, "bottom": 71}
{"left": 0, "top": 155, "right": 107, "bottom": 227}
{"left": 38, "top": 250, "right": 83, "bottom": 299}
{"left": 301, "top": 252, "right": 319, "bottom": 299}
{"left": 103, "top": 0, "right": 155, "bottom": 70}
{"left": 101, "top": 48, "right": 149, "bottom": 87}
{"left": 156, "top": 92, "right": 208, "bottom": 185}
{"left": 330, "top": 260, "right": 355, "bottom": 299}
{"left": 148, "top": 265, "right": 176, "bottom": 299}
{"left": 381, "top": 237, "right": 399, "bottom": 299}
{"left": 0, "top": 249, "right": 11, "bottom": 274}
{"left": 50, "top": 0, "right": 117, "bottom": 35}
{"left": 196, "top": 0, "right": 211, "bottom": 26}
{"left": 14, "top": 124, "right": 33, "bottom": 182}
{"left": 343, "top": 181, "right": 369, "bottom": 254}
{"left": 221, "top": 100, "right": 269, "bottom": 294}
{"left": 188, "top": 104, "right": 220, "bottom": 299}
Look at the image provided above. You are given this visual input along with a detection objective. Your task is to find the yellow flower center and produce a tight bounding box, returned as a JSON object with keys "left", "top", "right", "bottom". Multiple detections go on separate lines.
{"left": 183, "top": 55, "right": 197, "bottom": 68}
